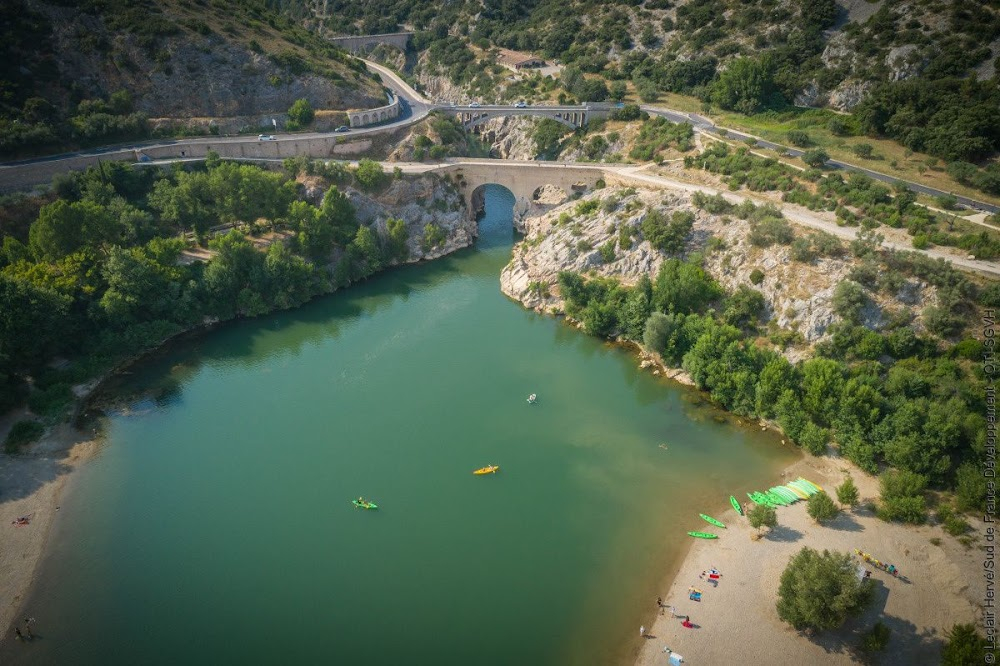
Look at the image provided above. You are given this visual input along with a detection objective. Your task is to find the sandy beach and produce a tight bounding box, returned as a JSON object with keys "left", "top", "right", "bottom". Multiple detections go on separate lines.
{"left": 634, "top": 455, "right": 983, "bottom": 665}
{"left": 0, "top": 414, "right": 99, "bottom": 645}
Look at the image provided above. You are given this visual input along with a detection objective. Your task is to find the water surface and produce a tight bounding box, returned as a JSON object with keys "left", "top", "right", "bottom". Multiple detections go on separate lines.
{"left": 6, "top": 186, "right": 798, "bottom": 664}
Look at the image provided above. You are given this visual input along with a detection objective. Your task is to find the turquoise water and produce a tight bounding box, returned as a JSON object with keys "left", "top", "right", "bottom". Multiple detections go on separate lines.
{"left": 4, "top": 187, "right": 798, "bottom": 665}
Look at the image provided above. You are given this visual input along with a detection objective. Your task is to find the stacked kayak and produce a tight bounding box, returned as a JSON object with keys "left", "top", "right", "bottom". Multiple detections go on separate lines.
{"left": 746, "top": 478, "right": 825, "bottom": 510}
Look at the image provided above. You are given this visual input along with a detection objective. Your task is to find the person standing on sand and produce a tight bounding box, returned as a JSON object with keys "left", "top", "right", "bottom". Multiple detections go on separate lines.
{"left": 640, "top": 625, "right": 646, "bottom": 637}
{"left": 657, "top": 597, "right": 663, "bottom": 613}
{"left": 14, "top": 627, "right": 23, "bottom": 641}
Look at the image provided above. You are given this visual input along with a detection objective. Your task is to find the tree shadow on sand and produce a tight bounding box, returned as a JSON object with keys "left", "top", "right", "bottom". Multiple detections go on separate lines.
{"left": 826, "top": 513, "right": 865, "bottom": 532}
{"left": 799, "top": 578, "right": 944, "bottom": 664}
{"left": 765, "top": 525, "right": 803, "bottom": 542}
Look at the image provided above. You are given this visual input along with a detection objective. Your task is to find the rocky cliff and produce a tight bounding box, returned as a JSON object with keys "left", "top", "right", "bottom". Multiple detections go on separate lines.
{"left": 501, "top": 185, "right": 938, "bottom": 355}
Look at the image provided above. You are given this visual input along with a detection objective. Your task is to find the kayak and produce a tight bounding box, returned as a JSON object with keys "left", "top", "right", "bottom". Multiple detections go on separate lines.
{"left": 784, "top": 484, "right": 809, "bottom": 499}
{"left": 352, "top": 500, "right": 378, "bottom": 510}
{"left": 770, "top": 487, "right": 798, "bottom": 503}
{"left": 798, "top": 478, "right": 824, "bottom": 492}
{"left": 688, "top": 531, "right": 718, "bottom": 539}
{"left": 473, "top": 465, "right": 499, "bottom": 475}
{"left": 748, "top": 492, "right": 776, "bottom": 507}
{"left": 766, "top": 490, "right": 790, "bottom": 506}
{"left": 730, "top": 495, "right": 742, "bottom": 515}
{"left": 700, "top": 513, "right": 726, "bottom": 529}
{"left": 787, "top": 480, "right": 817, "bottom": 496}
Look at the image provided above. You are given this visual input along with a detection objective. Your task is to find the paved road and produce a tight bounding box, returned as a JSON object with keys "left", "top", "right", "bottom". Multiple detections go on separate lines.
{"left": 641, "top": 106, "right": 999, "bottom": 215}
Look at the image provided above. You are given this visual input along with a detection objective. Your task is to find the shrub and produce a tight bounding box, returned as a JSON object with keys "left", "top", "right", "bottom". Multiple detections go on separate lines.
{"left": 598, "top": 240, "right": 615, "bottom": 263}
{"left": 860, "top": 622, "right": 891, "bottom": 653}
{"left": 836, "top": 476, "right": 859, "bottom": 508}
{"left": 787, "top": 130, "right": 811, "bottom": 147}
{"left": 27, "top": 382, "right": 73, "bottom": 417}
{"left": 798, "top": 421, "right": 830, "bottom": 455}
{"left": 287, "top": 98, "right": 314, "bottom": 126}
{"left": 877, "top": 470, "right": 928, "bottom": 524}
{"left": 802, "top": 148, "right": 830, "bottom": 168}
{"left": 942, "top": 624, "right": 994, "bottom": 665}
{"left": 852, "top": 144, "right": 874, "bottom": 159}
{"left": 354, "top": 159, "right": 386, "bottom": 190}
{"left": 749, "top": 503, "right": 777, "bottom": 532}
{"left": 4, "top": 420, "right": 44, "bottom": 453}
{"left": 807, "top": 491, "right": 840, "bottom": 522}
{"left": 749, "top": 268, "right": 764, "bottom": 285}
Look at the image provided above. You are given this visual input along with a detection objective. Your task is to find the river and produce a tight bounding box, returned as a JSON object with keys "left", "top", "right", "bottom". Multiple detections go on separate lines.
{"left": 4, "top": 185, "right": 798, "bottom": 665}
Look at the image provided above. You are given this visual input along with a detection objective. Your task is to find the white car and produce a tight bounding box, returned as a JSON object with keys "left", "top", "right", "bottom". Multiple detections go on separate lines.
{"left": 258, "top": 134, "right": 276, "bottom": 141}
{"left": 468, "top": 102, "right": 481, "bottom": 108}
{"left": 514, "top": 101, "right": 527, "bottom": 108}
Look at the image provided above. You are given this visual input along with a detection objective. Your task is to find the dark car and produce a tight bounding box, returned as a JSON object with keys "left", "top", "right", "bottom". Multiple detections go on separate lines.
{"left": 334, "top": 126, "right": 350, "bottom": 132}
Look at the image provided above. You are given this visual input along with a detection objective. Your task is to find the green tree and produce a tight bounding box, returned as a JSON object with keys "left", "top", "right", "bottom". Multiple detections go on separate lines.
{"left": 800, "top": 358, "right": 844, "bottom": 425}
{"left": 652, "top": 259, "right": 722, "bottom": 314}
{"left": 384, "top": 218, "right": 409, "bottom": 263}
{"left": 319, "top": 186, "right": 358, "bottom": 244}
{"left": 942, "top": 624, "right": 993, "bottom": 665}
{"left": 609, "top": 81, "right": 627, "bottom": 102}
{"left": 802, "top": 148, "right": 830, "bottom": 168}
{"left": 755, "top": 357, "right": 796, "bottom": 419}
{"left": 641, "top": 209, "right": 693, "bottom": 254}
{"left": 776, "top": 547, "right": 871, "bottom": 631}
{"left": 711, "top": 56, "right": 777, "bottom": 115}
{"left": 954, "top": 462, "right": 985, "bottom": 513}
{"left": 0, "top": 274, "right": 71, "bottom": 372}
{"left": 288, "top": 98, "right": 315, "bottom": 126}
{"left": 877, "top": 470, "right": 928, "bottom": 524}
{"left": 533, "top": 118, "right": 570, "bottom": 157}
{"left": 798, "top": 421, "right": 830, "bottom": 455}
{"left": 29, "top": 199, "right": 121, "bottom": 261}
{"left": 836, "top": 476, "right": 860, "bottom": 508}
{"left": 99, "top": 245, "right": 181, "bottom": 326}
{"left": 354, "top": 159, "right": 387, "bottom": 190}
{"left": 852, "top": 143, "right": 874, "bottom": 159}
{"left": 748, "top": 503, "right": 777, "bottom": 533}
{"left": 806, "top": 491, "right": 840, "bottom": 522}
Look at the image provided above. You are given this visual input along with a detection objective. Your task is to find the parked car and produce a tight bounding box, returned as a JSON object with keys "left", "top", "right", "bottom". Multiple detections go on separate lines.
{"left": 258, "top": 134, "right": 276, "bottom": 141}
{"left": 514, "top": 101, "right": 527, "bottom": 108}
{"left": 334, "top": 126, "right": 350, "bottom": 133}
{"left": 469, "top": 102, "right": 481, "bottom": 108}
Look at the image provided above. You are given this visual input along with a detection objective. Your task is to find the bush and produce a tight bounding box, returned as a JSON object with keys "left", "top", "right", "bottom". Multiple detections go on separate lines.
{"left": 4, "top": 419, "right": 44, "bottom": 453}
{"left": 802, "top": 148, "right": 830, "bottom": 168}
{"left": 798, "top": 421, "right": 830, "bottom": 455}
{"left": 354, "top": 159, "right": 386, "bottom": 190}
{"left": 287, "top": 98, "right": 314, "bottom": 126}
{"left": 852, "top": 144, "right": 874, "bottom": 159}
{"left": 749, "top": 268, "right": 764, "bottom": 285}
{"left": 27, "top": 382, "right": 73, "bottom": 417}
{"left": 807, "top": 491, "right": 840, "bottom": 522}
{"left": 776, "top": 547, "right": 871, "bottom": 631}
{"left": 787, "top": 130, "right": 811, "bottom": 147}
{"left": 748, "top": 503, "right": 777, "bottom": 532}
{"left": 836, "top": 476, "right": 859, "bottom": 507}
{"left": 942, "top": 624, "right": 995, "bottom": 665}
{"left": 860, "top": 621, "right": 891, "bottom": 653}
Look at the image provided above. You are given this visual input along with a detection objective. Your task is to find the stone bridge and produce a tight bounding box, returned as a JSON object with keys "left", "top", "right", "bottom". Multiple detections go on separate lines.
{"left": 448, "top": 105, "right": 609, "bottom": 131}
{"left": 419, "top": 160, "right": 616, "bottom": 220}
{"left": 328, "top": 32, "right": 412, "bottom": 53}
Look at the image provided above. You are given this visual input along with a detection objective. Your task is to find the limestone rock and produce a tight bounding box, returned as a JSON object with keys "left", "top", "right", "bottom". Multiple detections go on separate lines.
{"left": 828, "top": 80, "right": 875, "bottom": 112}
{"left": 885, "top": 45, "right": 925, "bottom": 82}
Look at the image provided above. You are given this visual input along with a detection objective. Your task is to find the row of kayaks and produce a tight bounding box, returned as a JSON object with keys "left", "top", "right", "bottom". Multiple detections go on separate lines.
{"left": 688, "top": 478, "right": 823, "bottom": 538}
{"left": 747, "top": 478, "right": 823, "bottom": 508}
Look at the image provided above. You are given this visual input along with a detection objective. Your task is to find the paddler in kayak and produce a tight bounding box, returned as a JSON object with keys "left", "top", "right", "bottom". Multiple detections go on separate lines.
{"left": 527, "top": 393, "right": 537, "bottom": 404}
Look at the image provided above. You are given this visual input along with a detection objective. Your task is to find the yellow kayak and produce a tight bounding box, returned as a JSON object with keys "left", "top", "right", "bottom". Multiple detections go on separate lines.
{"left": 784, "top": 484, "right": 809, "bottom": 499}
{"left": 473, "top": 465, "right": 499, "bottom": 475}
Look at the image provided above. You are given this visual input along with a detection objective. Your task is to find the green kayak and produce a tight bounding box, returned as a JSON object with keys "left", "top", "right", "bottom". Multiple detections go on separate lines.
{"left": 700, "top": 513, "right": 726, "bottom": 528}
{"left": 730, "top": 495, "right": 742, "bottom": 515}
{"left": 352, "top": 500, "right": 378, "bottom": 510}
{"left": 688, "top": 531, "right": 718, "bottom": 539}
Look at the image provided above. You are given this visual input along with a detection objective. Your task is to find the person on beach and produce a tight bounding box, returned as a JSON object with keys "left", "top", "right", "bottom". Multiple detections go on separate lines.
{"left": 657, "top": 597, "right": 664, "bottom": 613}
{"left": 682, "top": 617, "right": 693, "bottom": 628}
{"left": 14, "top": 627, "right": 23, "bottom": 641}
{"left": 640, "top": 625, "right": 646, "bottom": 637}
{"left": 667, "top": 605, "right": 678, "bottom": 617}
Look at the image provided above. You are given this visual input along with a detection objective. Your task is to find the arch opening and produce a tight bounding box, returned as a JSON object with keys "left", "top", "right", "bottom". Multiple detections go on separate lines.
{"left": 470, "top": 184, "right": 516, "bottom": 249}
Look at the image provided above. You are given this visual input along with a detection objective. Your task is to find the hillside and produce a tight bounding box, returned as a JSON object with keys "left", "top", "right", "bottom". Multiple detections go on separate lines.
{"left": 0, "top": 0, "right": 385, "bottom": 158}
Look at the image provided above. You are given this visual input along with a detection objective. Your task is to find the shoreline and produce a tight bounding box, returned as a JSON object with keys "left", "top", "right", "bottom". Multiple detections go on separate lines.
{"left": 633, "top": 455, "right": 983, "bottom": 665}
{"left": 0, "top": 422, "right": 101, "bottom": 643}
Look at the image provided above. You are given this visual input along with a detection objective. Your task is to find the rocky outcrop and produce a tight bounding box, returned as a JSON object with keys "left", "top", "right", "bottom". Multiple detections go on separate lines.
{"left": 475, "top": 116, "right": 538, "bottom": 160}
{"left": 349, "top": 176, "right": 475, "bottom": 262}
{"left": 885, "top": 44, "right": 925, "bottom": 82}
{"left": 501, "top": 185, "right": 937, "bottom": 351}
{"left": 828, "top": 80, "right": 875, "bottom": 112}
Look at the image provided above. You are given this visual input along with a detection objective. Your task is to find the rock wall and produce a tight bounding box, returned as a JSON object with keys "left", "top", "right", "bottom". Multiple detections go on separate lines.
{"left": 349, "top": 176, "right": 476, "bottom": 262}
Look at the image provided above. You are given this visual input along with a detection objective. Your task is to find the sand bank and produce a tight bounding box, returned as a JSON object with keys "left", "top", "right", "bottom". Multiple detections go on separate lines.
{"left": 0, "top": 416, "right": 100, "bottom": 645}
{"left": 635, "top": 455, "right": 983, "bottom": 665}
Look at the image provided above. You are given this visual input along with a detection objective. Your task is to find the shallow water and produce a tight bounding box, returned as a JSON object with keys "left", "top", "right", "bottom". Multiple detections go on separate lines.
{"left": 5, "top": 186, "right": 798, "bottom": 665}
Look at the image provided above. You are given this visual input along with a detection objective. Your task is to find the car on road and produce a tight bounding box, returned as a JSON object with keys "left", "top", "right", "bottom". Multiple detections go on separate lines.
{"left": 514, "top": 101, "right": 527, "bottom": 108}
{"left": 334, "top": 126, "right": 350, "bottom": 133}
{"left": 258, "top": 134, "right": 276, "bottom": 141}
{"left": 469, "top": 102, "right": 481, "bottom": 108}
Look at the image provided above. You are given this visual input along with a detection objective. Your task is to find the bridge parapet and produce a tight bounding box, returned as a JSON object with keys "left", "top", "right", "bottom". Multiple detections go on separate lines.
{"left": 349, "top": 94, "right": 401, "bottom": 128}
